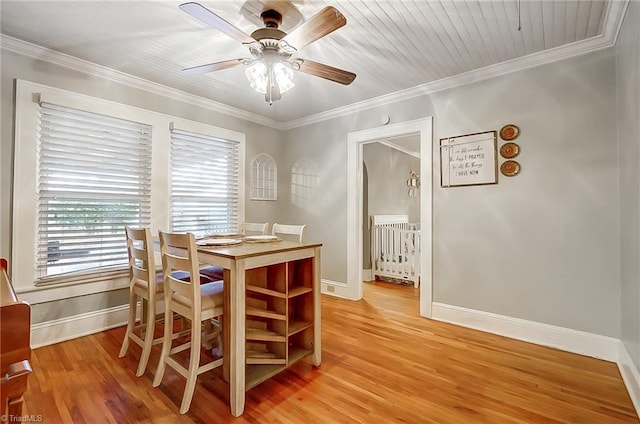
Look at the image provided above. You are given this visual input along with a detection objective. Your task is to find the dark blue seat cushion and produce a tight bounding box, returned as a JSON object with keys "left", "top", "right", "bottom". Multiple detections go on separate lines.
{"left": 156, "top": 270, "right": 216, "bottom": 284}
{"left": 199, "top": 265, "right": 224, "bottom": 281}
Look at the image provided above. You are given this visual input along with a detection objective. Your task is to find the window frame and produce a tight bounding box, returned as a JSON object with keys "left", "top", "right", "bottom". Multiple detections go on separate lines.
{"left": 12, "top": 80, "right": 245, "bottom": 303}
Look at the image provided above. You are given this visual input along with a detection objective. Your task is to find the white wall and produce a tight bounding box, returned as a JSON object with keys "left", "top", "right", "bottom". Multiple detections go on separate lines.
{"left": 617, "top": 1, "right": 640, "bottom": 370}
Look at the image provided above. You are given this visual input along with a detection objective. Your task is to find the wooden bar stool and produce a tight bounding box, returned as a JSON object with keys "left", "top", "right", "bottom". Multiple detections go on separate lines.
{"left": 153, "top": 231, "right": 224, "bottom": 414}
{"left": 119, "top": 226, "right": 165, "bottom": 377}
{"left": 119, "top": 227, "right": 214, "bottom": 377}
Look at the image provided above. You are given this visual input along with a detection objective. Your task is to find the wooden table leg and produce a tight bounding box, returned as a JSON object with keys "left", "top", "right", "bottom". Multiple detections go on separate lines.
{"left": 312, "top": 247, "right": 322, "bottom": 366}
{"left": 229, "top": 260, "right": 246, "bottom": 417}
{"left": 223, "top": 269, "right": 230, "bottom": 383}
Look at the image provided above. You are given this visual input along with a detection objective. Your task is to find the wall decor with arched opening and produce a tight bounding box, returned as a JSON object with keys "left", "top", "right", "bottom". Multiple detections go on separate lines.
{"left": 250, "top": 153, "right": 277, "bottom": 200}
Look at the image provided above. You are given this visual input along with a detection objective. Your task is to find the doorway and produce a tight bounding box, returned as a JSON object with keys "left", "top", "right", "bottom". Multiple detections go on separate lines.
{"left": 346, "top": 117, "right": 433, "bottom": 317}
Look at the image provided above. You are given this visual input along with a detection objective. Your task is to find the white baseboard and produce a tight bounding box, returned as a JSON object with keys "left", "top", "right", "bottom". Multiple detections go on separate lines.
{"left": 362, "top": 269, "right": 373, "bottom": 282}
{"left": 619, "top": 343, "right": 640, "bottom": 417}
{"left": 321, "top": 278, "right": 355, "bottom": 299}
{"left": 431, "top": 302, "right": 620, "bottom": 362}
{"left": 31, "top": 304, "right": 129, "bottom": 348}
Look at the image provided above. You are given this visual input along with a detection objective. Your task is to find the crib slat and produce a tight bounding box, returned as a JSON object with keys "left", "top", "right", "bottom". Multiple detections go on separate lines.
{"left": 371, "top": 221, "right": 421, "bottom": 287}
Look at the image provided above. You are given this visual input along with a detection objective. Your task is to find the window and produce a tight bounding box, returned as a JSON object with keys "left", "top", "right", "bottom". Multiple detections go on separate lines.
{"left": 13, "top": 80, "right": 245, "bottom": 300}
{"left": 170, "top": 128, "right": 241, "bottom": 236}
{"left": 37, "top": 102, "right": 151, "bottom": 280}
{"left": 250, "top": 153, "right": 277, "bottom": 200}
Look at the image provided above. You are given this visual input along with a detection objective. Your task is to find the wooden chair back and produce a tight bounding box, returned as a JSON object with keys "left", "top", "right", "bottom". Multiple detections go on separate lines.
{"left": 240, "top": 222, "right": 269, "bottom": 235}
{"left": 158, "top": 231, "right": 201, "bottom": 313}
{"left": 125, "top": 226, "right": 157, "bottom": 296}
{"left": 272, "top": 223, "right": 306, "bottom": 242}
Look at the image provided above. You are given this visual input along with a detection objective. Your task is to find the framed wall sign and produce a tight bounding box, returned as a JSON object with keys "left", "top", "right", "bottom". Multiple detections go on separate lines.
{"left": 440, "top": 130, "right": 498, "bottom": 187}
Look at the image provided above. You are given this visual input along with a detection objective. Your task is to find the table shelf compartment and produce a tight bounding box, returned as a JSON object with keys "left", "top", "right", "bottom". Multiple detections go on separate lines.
{"left": 246, "top": 307, "right": 286, "bottom": 321}
{"left": 246, "top": 284, "right": 287, "bottom": 298}
{"left": 246, "top": 364, "right": 286, "bottom": 390}
{"left": 288, "top": 286, "right": 312, "bottom": 298}
{"left": 243, "top": 253, "right": 318, "bottom": 389}
{"left": 246, "top": 264, "right": 287, "bottom": 295}
{"left": 246, "top": 340, "right": 286, "bottom": 365}
{"left": 288, "top": 346, "right": 313, "bottom": 366}
{"left": 287, "top": 258, "right": 313, "bottom": 295}
{"left": 246, "top": 316, "right": 286, "bottom": 342}
{"left": 246, "top": 291, "right": 287, "bottom": 321}
{"left": 288, "top": 319, "right": 312, "bottom": 337}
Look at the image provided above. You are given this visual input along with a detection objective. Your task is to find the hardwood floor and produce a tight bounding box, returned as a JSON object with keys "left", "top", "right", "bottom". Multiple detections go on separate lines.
{"left": 23, "top": 281, "right": 638, "bottom": 423}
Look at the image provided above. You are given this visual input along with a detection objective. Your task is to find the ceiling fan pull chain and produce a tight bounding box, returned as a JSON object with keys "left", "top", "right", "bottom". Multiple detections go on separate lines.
{"left": 517, "top": 0, "right": 522, "bottom": 31}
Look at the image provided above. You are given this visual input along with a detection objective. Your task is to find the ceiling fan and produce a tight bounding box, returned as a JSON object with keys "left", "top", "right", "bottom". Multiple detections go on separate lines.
{"left": 179, "top": 2, "right": 357, "bottom": 104}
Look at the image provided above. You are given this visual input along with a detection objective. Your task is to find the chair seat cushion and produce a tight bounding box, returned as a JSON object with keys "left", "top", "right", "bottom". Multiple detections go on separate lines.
{"left": 172, "top": 280, "right": 224, "bottom": 310}
{"left": 199, "top": 265, "right": 224, "bottom": 281}
{"left": 155, "top": 270, "right": 215, "bottom": 284}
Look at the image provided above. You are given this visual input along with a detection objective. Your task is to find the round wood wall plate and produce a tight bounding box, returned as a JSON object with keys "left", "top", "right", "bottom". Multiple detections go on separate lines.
{"left": 500, "top": 160, "right": 521, "bottom": 177}
{"left": 499, "top": 124, "right": 520, "bottom": 141}
{"left": 500, "top": 142, "right": 520, "bottom": 159}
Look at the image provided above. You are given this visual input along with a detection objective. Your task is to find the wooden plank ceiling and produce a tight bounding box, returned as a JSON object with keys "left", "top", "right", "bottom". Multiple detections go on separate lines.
{"left": 0, "top": 1, "right": 610, "bottom": 123}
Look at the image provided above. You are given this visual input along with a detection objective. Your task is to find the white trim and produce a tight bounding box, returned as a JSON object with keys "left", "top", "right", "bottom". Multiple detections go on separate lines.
{"left": 362, "top": 269, "right": 373, "bottom": 282}
{"left": 347, "top": 118, "right": 433, "bottom": 317}
{"left": 30, "top": 304, "right": 130, "bottom": 348}
{"left": 321, "top": 279, "right": 349, "bottom": 297}
{"left": 619, "top": 343, "right": 640, "bottom": 418}
{"left": 432, "top": 302, "right": 620, "bottom": 361}
{"left": 0, "top": 0, "right": 628, "bottom": 131}
{"left": 17, "top": 276, "right": 129, "bottom": 304}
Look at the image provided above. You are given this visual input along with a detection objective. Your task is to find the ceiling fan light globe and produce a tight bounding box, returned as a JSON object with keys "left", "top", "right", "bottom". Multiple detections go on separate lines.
{"left": 273, "top": 62, "right": 294, "bottom": 93}
{"left": 245, "top": 61, "right": 268, "bottom": 94}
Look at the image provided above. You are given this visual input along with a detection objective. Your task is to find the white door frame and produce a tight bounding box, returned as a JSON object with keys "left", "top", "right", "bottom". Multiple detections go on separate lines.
{"left": 346, "top": 117, "right": 433, "bottom": 317}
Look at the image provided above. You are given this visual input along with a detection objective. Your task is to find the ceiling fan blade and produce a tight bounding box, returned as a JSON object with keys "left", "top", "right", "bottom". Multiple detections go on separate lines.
{"left": 297, "top": 59, "right": 356, "bottom": 85}
{"left": 183, "top": 59, "right": 245, "bottom": 74}
{"left": 281, "top": 6, "right": 346, "bottom": 51}
{"left": 180, "top": 2, "right": 255, "bottom": 44}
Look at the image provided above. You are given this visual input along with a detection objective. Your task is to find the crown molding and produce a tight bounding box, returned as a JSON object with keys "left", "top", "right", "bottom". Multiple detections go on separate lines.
{"left": 1, "top": 0, "right": 629, "bottom": 132}
{"left": 0, "top": 34, "right": 285, "bottom": 130}
{"left": 282, "top": 0, "right": 630, "bottom": 130}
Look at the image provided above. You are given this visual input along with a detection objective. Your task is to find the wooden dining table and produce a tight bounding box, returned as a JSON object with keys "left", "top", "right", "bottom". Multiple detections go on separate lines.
{"left": 194, "top": 239, "right": 322, "bottom": 417}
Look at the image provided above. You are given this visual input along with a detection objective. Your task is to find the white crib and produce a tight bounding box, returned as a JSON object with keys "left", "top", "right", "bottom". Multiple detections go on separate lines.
{"left": 370, "top": 214, "right": 420, "bottom": 288}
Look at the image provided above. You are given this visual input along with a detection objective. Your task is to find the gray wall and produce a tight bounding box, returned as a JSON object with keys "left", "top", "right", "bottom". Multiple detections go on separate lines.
{"left": 0, "top": 50, "right": 284, "bottom": 322}
{"left": 1, "top": 39, "right": 625, "bottom": 338}
{"left": 282, "top": 49, "right": 620, "bottom": 337}
{"left": 618, "top": 1, "right": 640, "bottom": 372}
{"left": 431, "top": 50, "right": 619, "bottom": 337}
{"left": 363, "top": 142, "right": 421, "bottom": 223}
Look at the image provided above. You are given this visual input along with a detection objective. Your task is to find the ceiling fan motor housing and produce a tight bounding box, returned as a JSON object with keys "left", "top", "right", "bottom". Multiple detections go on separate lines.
{"left": 261, "top": 9, "right": 282, "bottom": 28}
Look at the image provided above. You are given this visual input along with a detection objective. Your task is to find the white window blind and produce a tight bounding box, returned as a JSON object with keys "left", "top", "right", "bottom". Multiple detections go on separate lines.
{"left": 170, "top": 128, "right": 240, "bottom": 236}
{"left": 37, "top": 102, "right": 152, "bottom": 280}
{"left": 250, "top": 153, "right": 277, "bottom": 200}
